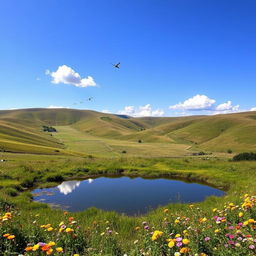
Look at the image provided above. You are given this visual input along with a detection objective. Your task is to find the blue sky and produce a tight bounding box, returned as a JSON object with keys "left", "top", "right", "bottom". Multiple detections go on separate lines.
{"left": 1, "top": 0, "right": 256, "bottom": 116}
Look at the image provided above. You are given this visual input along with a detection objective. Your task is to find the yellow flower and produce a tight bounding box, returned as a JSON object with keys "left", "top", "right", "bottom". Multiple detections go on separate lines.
{"left": 212, "top": 208, "right": 217, "bottom": 212}
{"left": 182, "top": 238, "right": 190, "bottom": 245}
{"left": 168, "top": 240, "right": 175, "bottom": 248}
{"left": 32, "top": 244, "right": 40, "bottom": 251}
{"left": 48, "top": 241, "right": 56, "bottom": 247}
{"left": 7, "top": 235, "right": 15, "bottom": 240}
{"left": 65, "top": 228, "right": 74, "bottom": 233}
{"left": 175, "top": 219, "right": 180, "bottom": 224}
{"left": 175, "top": 234, "right": 181, "bottom": 238}
{"left": 73, "top": 254, "right": 80, "bottom": 256}
{"left": 151, "top": 230, "right": 164, "bottom": 241}
{"left": 59, "top": 221, "right": 64, "bottom": 226}
{"left": 248, "top": 219, "right": 255, "bottom": 224}
{"left": 46, "top": 248, "right": 53, "bottom": 255}
{"left": 163, "top": 209, "right": 169, "bottom": 213}
{"left": 238, "top": 212, "right": 244, "bottom": 217}
{"left": 56, "top": 247, "right": 63, "bottom": 252}
{"left": 214, "top": 229, "right": 220, "bottom": 233}
{"left": 135, "top": 226, "right": 140, "bottom": 231}
{"left": 47, "top": 227, "right": 53, "bottom": 232}
{"left": 3, "top": 233, "right": 10, "bottom": 238}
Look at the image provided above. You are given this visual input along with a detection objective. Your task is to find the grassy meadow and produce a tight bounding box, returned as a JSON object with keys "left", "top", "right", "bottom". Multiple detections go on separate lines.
{"left": 0, "top": 109, "right": 255, "bottom": 255}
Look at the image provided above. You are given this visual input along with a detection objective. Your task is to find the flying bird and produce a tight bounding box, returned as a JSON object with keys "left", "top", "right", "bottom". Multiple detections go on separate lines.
{"left": 112, "top": 62, "right": 120, "bottom": 69}
{"left": 87, "top": 97, "right": 93, "bottom": 101}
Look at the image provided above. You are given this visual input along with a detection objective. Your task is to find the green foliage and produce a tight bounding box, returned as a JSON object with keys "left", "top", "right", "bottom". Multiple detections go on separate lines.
{"left": 233, "top": 152, "right": 256, "bottom": 161}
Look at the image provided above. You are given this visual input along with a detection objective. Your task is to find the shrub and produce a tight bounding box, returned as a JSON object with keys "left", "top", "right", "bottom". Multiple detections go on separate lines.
{"left": 227, "top": 149, "right": 232, "bottom": 154}
{"left": 121, "top": 150, "right": 127, "bottom": 154}
{"left": 232, "top": 152, "right": 256, "bottom": 161}
{"left": 138, "top": 139, "right": 142, "bottom": 143}
{"left": 46, "top": 174, "right": 64, "bottom": 182}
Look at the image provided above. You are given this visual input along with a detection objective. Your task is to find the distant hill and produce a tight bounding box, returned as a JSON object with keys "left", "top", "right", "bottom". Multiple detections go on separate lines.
{"left": 0, "top": 108, "right": 255, "bottom": 155}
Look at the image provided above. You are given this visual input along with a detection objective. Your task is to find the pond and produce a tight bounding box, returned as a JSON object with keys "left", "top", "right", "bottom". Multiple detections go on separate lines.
{"left": 32, "top": 176, "right": 224, "bottom": 215}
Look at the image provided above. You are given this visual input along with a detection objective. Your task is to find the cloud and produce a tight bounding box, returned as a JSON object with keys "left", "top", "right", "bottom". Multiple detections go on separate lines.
{"left": 58, "top": 181, "right": 80, "bottom": 195}
{"left": 169, "top": 95, "right": 216, "bottom": 111}
{"left": 102, "top": 109, "right": 112, "bottom": 114}
{"left": 250, "top": 107, "right": 256, "bottom": 111}
{"left": 118, "top": 104, "right": 164, "bottom": 117}
{"left": 47, "top": 105, "right": 69, "bottom": 109}
{"left": 213, "top": 101, "right": 240, "bottom": 114}
{"left": 46, "top": 65, "right": 96, "bottom": 87}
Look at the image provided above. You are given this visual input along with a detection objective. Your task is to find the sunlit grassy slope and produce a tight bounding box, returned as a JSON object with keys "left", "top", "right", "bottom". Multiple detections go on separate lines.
{"left": 0, "top": 108, "right": 255, "bottom": 155}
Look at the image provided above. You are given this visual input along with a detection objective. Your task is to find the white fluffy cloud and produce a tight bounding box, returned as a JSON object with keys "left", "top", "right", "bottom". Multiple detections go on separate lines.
{"left": 102, "top": 109, "right": 112, "bottom": 114}
{"left": 118, "top": 104, "right": 164, "bottom": 117}
{"left": 47, "top": 105, "right": 69, "bottom": 109}
{"left": 169, "top": 95, "right": 216, "bottom": 111}
{"left": 169, "top": 95, "right": 242, "bottom": 115}
{"left": 46, "top": 65, "right": 96, "bottom": 88}
{"left": 213, "top": 101, "right": 240, "bottom": 114}
{"left": 250, "top": 107, "right": 256, "bottom": 111}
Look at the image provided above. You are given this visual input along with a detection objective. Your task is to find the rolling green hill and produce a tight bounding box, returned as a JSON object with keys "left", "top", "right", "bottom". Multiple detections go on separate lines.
{"left": 0, "top": 108, "right": 255, "bottom": 156}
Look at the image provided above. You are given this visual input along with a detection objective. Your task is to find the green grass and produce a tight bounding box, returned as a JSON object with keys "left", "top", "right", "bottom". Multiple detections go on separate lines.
{"left": 0, "top": 153, "right": 255, "bottom": 255}
{"left": 1, "top": 108, "right": 256, "bottom": 155}
{"left": 0, "top": 108, "right": 256, "bottom": 254}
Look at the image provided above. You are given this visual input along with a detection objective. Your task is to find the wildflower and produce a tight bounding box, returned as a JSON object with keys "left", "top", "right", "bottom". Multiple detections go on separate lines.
{"left": 180, "top": 247, "right": 190, "bottom": 253}
{"left": 46, "top": 248, "right": 53, "bottom": 255}
{"left": 174, "top": 252, "right": 181, "bottom": 256}
{"left": 56, "top": 247, "right": 63, "bottom": 252}
{"left": 249, "top": 245, "right": 255, "bottom": 250}
{"left": 215, "top": 229, "right": 220, "bottom": 233}
{"left": 65, "top": 228, "right": 74, "bottom": 233}
{"left": 239, "top": 212, "right": 244, "bottom": 217}
{"left": 204, "top": 237, "right": 210, "bottom": 241}
{"left": 47, "top": 227, "right": 53, "bottom": 232}
{"left": 7, "top": 235, "right": 15, "bottom": 240}
{"left": 168, "top": 240, "right": 175, "bottom": 248}
{"left": 73, "top": 254, "right": 80, "bottom": 256}
{"left": 151, "top": 230, "right": 164, "bottom": 241}
{"left": 32, "top": 244, "right": 40, "bottom": 251}
{"left": 176, "top": 242, "right": 183, "bottom": 247}
{"left": 25, "top": 247, "right": 33, "bottom": 252}
{"left": 135, "top": 226, "right": 140, "bottom": 231}
{"left": 48, "top": 241, "right": 55, "bottom": 246}
{"left": 182, "top": 238, "right": 190, "bottom": 245}
{"left": 163, "top": 209, "right": 169, "bottom": 213}
{"left": 3, "top": 233, "right": 10, "bottom": 238}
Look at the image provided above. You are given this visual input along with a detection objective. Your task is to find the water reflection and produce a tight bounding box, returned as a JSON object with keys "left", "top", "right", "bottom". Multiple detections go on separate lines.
{"left": 33, "top": 177, "right": 225, "bottom": 215}
{"left": 58, "top": 181, "right": 81, "bottom": 195}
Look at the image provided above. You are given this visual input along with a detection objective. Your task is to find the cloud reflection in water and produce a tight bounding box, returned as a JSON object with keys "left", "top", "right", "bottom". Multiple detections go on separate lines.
{"left": 58, "top": 181, "right": 81, "bottom": 195}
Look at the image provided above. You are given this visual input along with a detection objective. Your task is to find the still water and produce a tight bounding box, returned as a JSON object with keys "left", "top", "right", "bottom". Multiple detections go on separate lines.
{"left": 32, "top": 176, "right": 224, "bottom": 215}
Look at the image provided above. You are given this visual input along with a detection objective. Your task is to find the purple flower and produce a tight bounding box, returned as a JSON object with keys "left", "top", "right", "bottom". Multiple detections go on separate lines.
{"left": 176, "top": 237, "right": 182, "bottom": 242}
{"left": 144, "top": 225, "right": 149, "bottom": 230}
{"left": 205, "top": 237, "right": 210, "bottom": 241}
{"left": 176, "top": 242, "right": 183, "bottom": 247}
{"left": 228, "top": 226, "right": 234, "bottom": 230}
{"left": 38, "top": 242, "right": 46, "bottom": 247}
{"left": 249, "top": 245, "right": 255, "bottom": 250}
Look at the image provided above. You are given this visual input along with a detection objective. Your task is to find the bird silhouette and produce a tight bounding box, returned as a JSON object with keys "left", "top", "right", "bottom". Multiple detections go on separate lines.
{"left": 87, "top": 97, "right": 93, "bottom": 101}
{"left": 112, "top": 62, "right": 120, "bottom": 69}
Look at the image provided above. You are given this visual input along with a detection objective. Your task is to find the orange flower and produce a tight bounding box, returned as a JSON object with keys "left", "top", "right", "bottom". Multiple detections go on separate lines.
{"left": 180, "top": 247, "right": 190, "bottom": 253}
{"left": 3, "top": 233, "right": 10, "bottom": 238}
{"left": 42, "top": 245, "right": 51, "bottom": 251}
{"left": 25, "top": 246, "right": 33, "bottom": 252}
{"left": 7, "top": 235, "right": 15, "bottom": 240}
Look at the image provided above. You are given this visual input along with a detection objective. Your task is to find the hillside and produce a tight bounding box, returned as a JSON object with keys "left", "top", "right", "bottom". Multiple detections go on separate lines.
{"left": 0, "top": 108, "right": 255, "bottom": 156}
